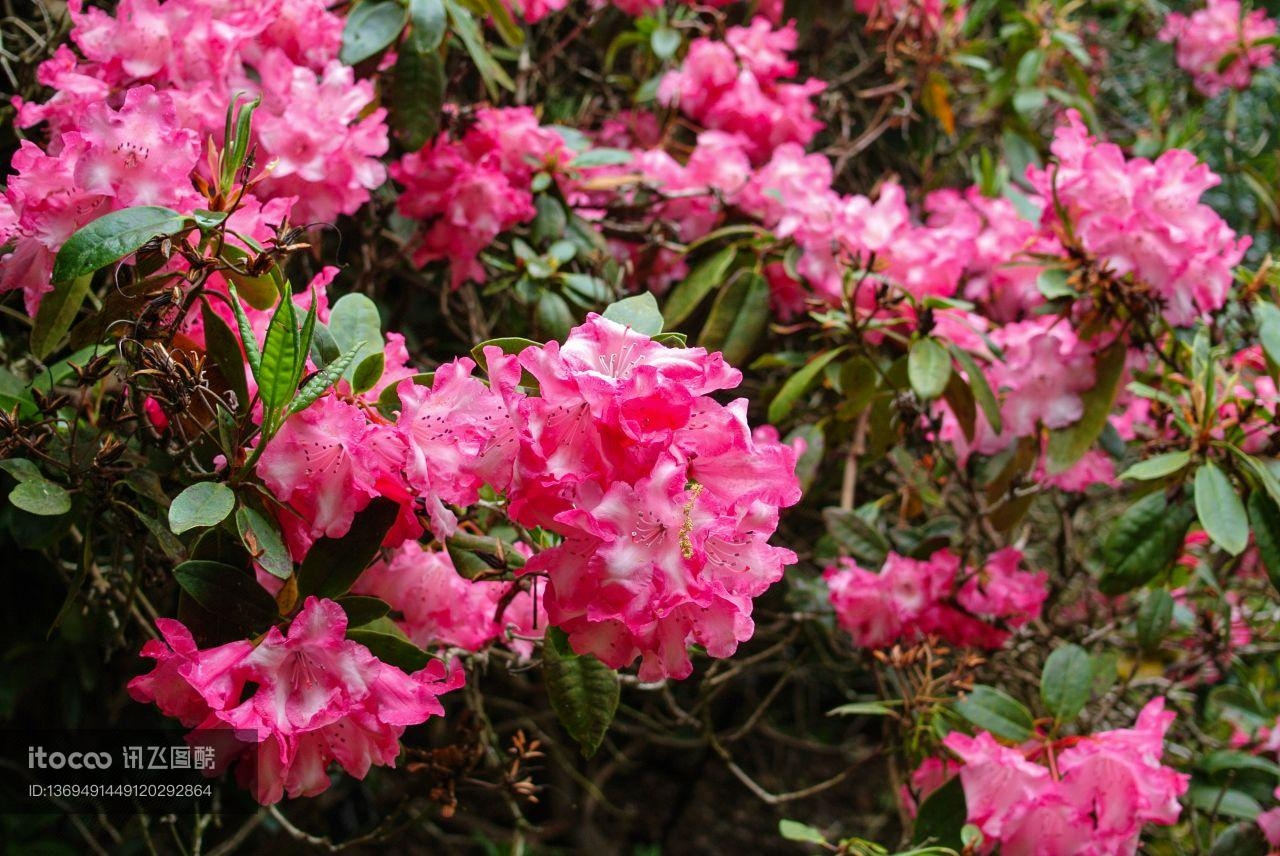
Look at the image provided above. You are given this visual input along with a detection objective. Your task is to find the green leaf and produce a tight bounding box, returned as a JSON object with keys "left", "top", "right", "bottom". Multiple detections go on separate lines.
{"left": 1256, "top": 301, "right": 1280, "bottom": 368}
{"left": 390, "top": 40, "right": 445, "bottom": 150}
{"left": 9, "top": 479, "right": 72, "bottom": 516}
{"left": 296, "top": 498, "right": 399, "bottom": 600}
{"left": 1247, "top": 491, "right": 1280, "bottom": 595}
{"left": 602, "top": 292, "right": 664, "bottom": 336}
{"left": 225, "top": 285, "right": 262, "bottom": 378}
{"left": 826, "top": 701, "right": 897, "bottom": 717}
{"left": 822, "top": 506, "right": 889, "bottom": 566}
{"left": 951, "top": 347, "right": 1002, "bottom": 435}
{"left": 340, "top": 0, "right": 407, "bottom": 65}
{"left": 1035, "top": 267, "right": 1075, "bottom": 300}
{"left": 257, "top": 290, "right": 300, "bottom": 417}
{"left": 1120, "top": 451, "right": 1192, "bottom": 481}
{"left": 699, "top": 271, "right": 769, "bottom": 366}
{"left": 1045, "top": 340, "right": 1126, "bottom": 473}
{"left": 287, "top": 341, "right": 365, "bottom": 417}
{"left": 777, "top": 819, "right": 826, "bottom": 845}
{"left": 569, "top": 148, "right": 635, "bottom": 168}
{"left": 169, "top": 482, "right": 236, "bottom": 534}
{"left": 51, "top": 206, "right": 188, "bottom": 283}
{"left": 912, "top": 775, "right": 966, "bottom": 848}
{"left": 352, "top": 351, "right": 385, "bottom": 396}
{"left": 1099, "top": 492, "right": 1195, "bottom": 594}
{"left": 172, "top": 560, "right": 279, "bottom": 630}
{"left": 908, "top": 338, "right": 952, "bottom": 400}
{"left": 328, "top": 293, "right": 383, "bottom": 382}
{"left": 336, "top": 595, "right": 392, "bottom": 628}
{"left": 542, "top": 627, "right": 620, "bottom": 758}
{"left": 663, "top": 247, "right": 737, "bottom": 328}
{"left": 407, "top": 0, "right": 447, "bottom": 52}
{"left": 446, "top": 0, "right": 515, "bottom": 98}
{"left": 1202, "top": 750, "right": 1280, "bottom": 778}
{"left": 200, "top": 301, "right": 249, "bottom": 412}
{"left": 768, "top": 347, "right": 847, "bottom": 424}
{"left": 1195, "top": 462, "right": 1249, "bottom": 556}
{"left": 309, "top": 321, "right": 341, "bottom": 369}
{"left": 347, "top": 618, "right": 434, "bottom": 673}
{"left": 1208, "top": 822, "right": 1271, "bottom": 856}
{"left": 650, "top": 25, "right": 682, "bottom": 60}
{"left": 1188, "top": 785, "right": 1262, "bottom": 820}
{"left": 125, "top": 506, "right": 186, "bottom": 560}
{"left": 31, "top": 274, "right": 93, "bottom": 360}
{"left": 536, "top": 291, "right": 575, "bottom": 340}
{"left": 1136, "top": 588, "right": 1174, "bottom": 652}
{"left": 376, "top": 371, "right": 434, "bottom": 417}
{"left": 1040, "top": 644, "right": 1092, "bottom": 722}
{"left": 477, "top": 0, "right": 523, "bottom": 47}
{"left": 954, "top": 685, "right": 1035, "bottom": 742}
{"left": 0, "top": 458, "right": 44, "bottom": 483}
{"left": 235, "top": 507, "right": 292, "bottom": 581}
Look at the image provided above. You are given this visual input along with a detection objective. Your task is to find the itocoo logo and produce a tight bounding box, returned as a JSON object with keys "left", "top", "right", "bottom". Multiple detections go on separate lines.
{"left": 27, "top": 746, "right": 112, "bottom": 769}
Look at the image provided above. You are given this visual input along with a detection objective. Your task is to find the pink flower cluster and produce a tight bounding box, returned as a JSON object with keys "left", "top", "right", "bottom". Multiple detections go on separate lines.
{"left": 824, "top": 548, "right": 1047, "bottom": 649}
{"left": 0, "top": 86, "right": 202, "bottom": 313}
{"left": 17, "top": 0, "right": 387, "bottom": 224}
{"left": 1027, "top": 110, "right": 1249, "bottom": 327}
{"left": 353, "top": 542, "right": 546, "bottom": 657}
{"left": 257, "top": 350, "right": 517, "bottom": 557}
{"left": 941, "top": 698, "right": 1189, "bottom": 855}
{"left": 657, "top": 18, "right": 825, "bottom": 162}
{"left": 391, "top": 107, "right": 570, "bottom": 288}
{"left": 497, "top": 314, "right": 802, "bottom": 680}
{"left": 1159, "top": 0, "right": 1277, "bottom": 97}
{"left": 128, "top": 597, "right": 463, "bottom": 804}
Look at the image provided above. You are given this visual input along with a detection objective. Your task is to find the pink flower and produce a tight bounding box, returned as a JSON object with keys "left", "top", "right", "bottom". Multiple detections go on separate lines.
{"left": 1027, "top": 110, "right": 1249, "bottom": 327}
{"left": 504, "top": 315, "right": 800, "bottom": 680}
{"left": 352, "top": 541, "right": 546, "bottom": 657}
{"left": 1159, "top": 0, "right": 1277, "bottom": 97}
{"left": 658, "top": 18, "right": 824, "bottom": 163}
{"left": 940, "top": 698, "right": 1189, "bottom": 855}
{"left": 128, "top": 598, "right": 463, "bottom": 805}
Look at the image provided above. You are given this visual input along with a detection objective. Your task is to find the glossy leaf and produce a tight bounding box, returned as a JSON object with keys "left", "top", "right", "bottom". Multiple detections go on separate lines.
{"left": 169, "top": 482, "right": 236, "bottom": 534}
{"left": 699, "top": 271, "right": 769, "bottom": 366}
{"left": 296, "top": 498, "right": 399, "bottom": 600}
{"left": 172, "top": 560, "right": 279, "bottom": 630}
{"left": 1040, "top": 643, "right": 1092, "bottom": 722}
{"left": 663, "top": 247, "right": 737, "bottom": 328}
{"left": 1099, "top": 492, "right": 1195, "bottom": 594}
{"left": 51, "top": 206, "right": 188, "bottom": 283}
{"left": 602, "top": 292, "right": 664, "bottom": 336}
{"left": 768, "top": 347, "right": 847, "bottom": 424}
{"left": 31, "top": 274, "right": 92, "bottom": 360}
{"left": 1195, "top": 462, "right": 1249, "bottom": 556}
{"left": 340, "top": 0, "right": 407, "bottom": 65}
{"left": 1045, "top": 340, "right": 1126, "bottom": 474}
{"left": 954, "top": 685, "right": 1035, "bottom": 742}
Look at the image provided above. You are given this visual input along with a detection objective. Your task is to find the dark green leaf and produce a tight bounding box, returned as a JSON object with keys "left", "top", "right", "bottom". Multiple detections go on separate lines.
{"left": 1045, "top": 340, "right": 1126, "bottom": 473}
{"left": 1247, "top": 490, "right": 1280, "bottom": 595}
{"left": 1040, "top": 644, "right": 1092, "bottom": 722}
{"left": 699, "top": 271, "right": 769, "bottom": 366}
{"left": 908, "top": 338, "right": 952, "bottom": 400}
{"left": 768, "top": 347, "right": 846, "bottom": 424}
{"left": 954, "top": 685, "right": 1035, "bottom": 742}
{"left": 537, "top": 291, "right": 575, "bottom": 340}
{"left": 446, "top": 0, "right": 515, "bottom": 98}
{"left": 31, "top": 274, "right": 93, "bottom": 360}
{"left": 126, "top": 506, "right": 186, "bottom": 560}
{"left": 1187, "top": 785, "right": 1262, "bottom": 820}
{"left": 912, "top": 775, "right": 966, "bottom": 848}
{"left": 602, "top": 292, "right": 663, "bottom": 336}
{"left": 951, "top": 347, "right": 1001, "bottom": 435}
{"left": 201, "top": 300, "right": 249, "bottom": 411}
{"left": 1256, "top": 301, "right": 1280, "bottom": 368}
{"left": 663, "top": 247, "right": 737, "bottom": 328}
{"left": 169, "top": 482, "right": 236, "bottom": 534}
{"left": 1202, "top": 750, "right": 1280, "bottom": 778}
{"left": 1099, "top": 492, "right": 1195, "bottom": 594}
{"left": 1195, "top": 462, "right": 1249, "bottom": 556}
{"left": 172, "top": 560, "right": 279, "bottom": 630}
{"left": 390, "top": 41, "right": 444, "bottom": 150}
{"left": 296, "top": 498, "right": 399, "bottom": 600}
{"left": 542, "top": 627, "right": 620, "bottom": 758}
{"left": 235, "top": 507, "right": 292, "bottom": 581}
{"left": 1136, "top": 589, "right": 1174, "bottom": 652}
{"left": 822, "top": 507, "right": 889, "bottom": 566}
{"left": 310, "top": 321, "right": 340, "bottom": 369}
{"left": 1208, "top": 822, "right": 1270, "bottom": 856}
{"left": 352, "top": 351, "right": 385, "bottom": 396}
{"left": 51, "top": 206, "right": 188, "bottom": 283}
{"left": 336, "top": 595, "right": 392, "bottom": 628}
{"left": 477, "top": 0, "right": 523, "bottom": 47}
{"left": 347, "top": 618, "right": 434, "bottom": 673}
{"left": 340, "top": 0, "right": 407, "bottom": 65}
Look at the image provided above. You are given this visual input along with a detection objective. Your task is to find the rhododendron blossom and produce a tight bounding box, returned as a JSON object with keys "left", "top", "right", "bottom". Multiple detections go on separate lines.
{"left": 825, "top": 548, "right": 1047, "bottom": 649}
{"left": 1027, "top": 110, "right": 1249, "bottom": 327}
{"left": 1159, "top": 0, "right": 1277, "bottom": 97}
{"left": 128, "top": 597, "right": 463, "bottom": 804}
{"left": 942, "top": 698, "right": 1189, "bottom": 855}
{"left": 503, "top": 314, "right": 802, "bottom": 680}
